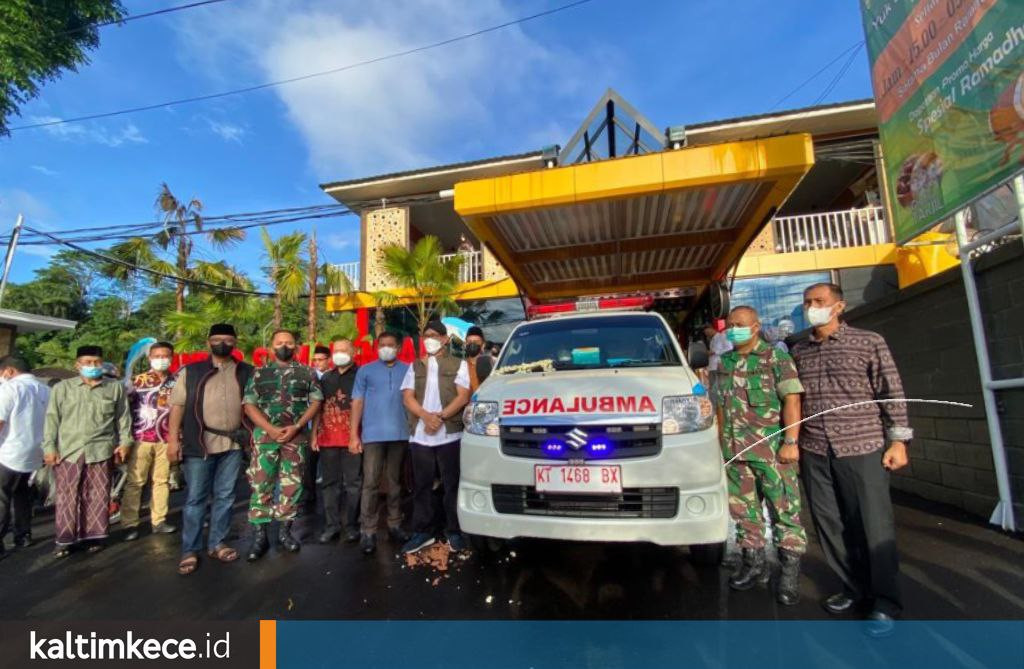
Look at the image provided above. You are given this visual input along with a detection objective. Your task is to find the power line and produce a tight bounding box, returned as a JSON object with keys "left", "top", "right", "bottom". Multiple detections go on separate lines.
{"left": 769, "top": 40, "right": 864, "bottom": 111}
{"left": 21, "top": 223, "right": 512, "bottom": 302}
{"left": 17, "top": 207, "right": 357, "bottom": 246}
{"left": 59, "top": 0, "right": 232, "bottom": 37}
{"left": 810, "top": 42, "right": 864, "bottom": 106}
{"left": 11, "top": 190, "right": 454, "bottom": 245}
{"left": 11, "top": 0, "right": 595, "bottom": 132}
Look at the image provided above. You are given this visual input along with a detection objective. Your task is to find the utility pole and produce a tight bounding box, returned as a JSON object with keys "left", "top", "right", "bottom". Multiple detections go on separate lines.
{"left": 0, "top": 214, "right": 24, "bottom": 309}
{"left": 307, "top": 230, "right": 318, "bottom": 350}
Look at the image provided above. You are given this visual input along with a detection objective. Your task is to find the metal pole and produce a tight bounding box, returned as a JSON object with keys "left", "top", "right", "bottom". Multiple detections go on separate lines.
{"left": 1013, "top": 174, "right": 1024, "bottom": 242}
{"left": 0, "top": 214, "right": 24, "bottom": 308}
{"left": 955, "top": 211, "right": 1017, "bottom": 531}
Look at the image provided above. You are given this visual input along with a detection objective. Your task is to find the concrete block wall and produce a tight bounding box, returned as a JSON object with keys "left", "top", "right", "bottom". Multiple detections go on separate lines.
{"left": 842, "top": 241, "right": 1023, "bottom": 527}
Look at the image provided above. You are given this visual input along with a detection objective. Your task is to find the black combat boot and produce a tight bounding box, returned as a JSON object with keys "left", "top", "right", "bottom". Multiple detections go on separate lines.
{"left": 776, "top": 549, "right": 802, "bottom": 605}
{"left": 278, "top": 521, "right": 301, "bottom": 553}
{"left": 729, "top": 548, "right": 769, "bottom": 591}
{"left": 246, "top": 524, "right": 269, "bottom": 562}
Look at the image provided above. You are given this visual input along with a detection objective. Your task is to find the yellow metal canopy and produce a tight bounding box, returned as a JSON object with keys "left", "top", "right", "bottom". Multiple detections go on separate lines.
{"left": 454, "top": 134, "right": 815, "bottom": 301}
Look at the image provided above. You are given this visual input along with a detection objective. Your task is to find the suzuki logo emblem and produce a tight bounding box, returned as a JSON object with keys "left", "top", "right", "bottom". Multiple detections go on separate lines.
{"left": 566, "top": 428, "right": 587, "bottom": 450}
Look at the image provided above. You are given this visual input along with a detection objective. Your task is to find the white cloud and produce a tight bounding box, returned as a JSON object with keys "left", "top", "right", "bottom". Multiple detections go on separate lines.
{"left": 30, "top": 116, "right": 148, "bottom": 147}
{"left": 203, "top": 117, "right": 246, "bottom": 143}
{"left": 172, "top": 0, "right": 599, "bottom": 178}
{"left": 0, "top": 189, "right": 58, "bottom": 259}
{"left": 30, "top": 165, "right": 58, "bottom": 176}
{"left": 326, "top": 233, "right": 353, "bottom": 250}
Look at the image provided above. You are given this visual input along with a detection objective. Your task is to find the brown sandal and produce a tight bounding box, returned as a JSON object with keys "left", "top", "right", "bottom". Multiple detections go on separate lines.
{"left": 177, "top": 554, "right": 199, "bottom": 575}
{"left": 207, "top": 545, "right": 238, "bottom": 563}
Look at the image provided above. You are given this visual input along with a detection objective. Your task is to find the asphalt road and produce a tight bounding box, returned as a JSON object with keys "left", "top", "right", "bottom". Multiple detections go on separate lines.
{"left": 1, "top": 485, "right": 1021, "bottom": 621}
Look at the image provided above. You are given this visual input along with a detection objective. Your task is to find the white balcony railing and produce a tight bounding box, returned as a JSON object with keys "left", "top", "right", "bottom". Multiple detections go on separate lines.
{"left": 772, "top": 206, "right": 890, "bottom": 253}
{"left": 332, "top": 261, "right": 361, "bottom": 291}
{"left": 439, "top": 250, "right": 482, "bottom": 283}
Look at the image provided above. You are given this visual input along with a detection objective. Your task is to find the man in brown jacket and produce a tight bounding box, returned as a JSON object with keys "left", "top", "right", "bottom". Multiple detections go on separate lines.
{"left": 400, "top": 321, "right": 470, "bottom": 554}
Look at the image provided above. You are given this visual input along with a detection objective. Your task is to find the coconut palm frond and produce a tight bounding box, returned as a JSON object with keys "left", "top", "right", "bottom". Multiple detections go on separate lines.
{"left": 206, "top": 226, "right": 244, "bottom": 248}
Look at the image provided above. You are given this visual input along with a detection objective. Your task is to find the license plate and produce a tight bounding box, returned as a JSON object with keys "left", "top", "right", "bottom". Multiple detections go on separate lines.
{"left": 534, "top": 465, "right": 623, "bottom": 493}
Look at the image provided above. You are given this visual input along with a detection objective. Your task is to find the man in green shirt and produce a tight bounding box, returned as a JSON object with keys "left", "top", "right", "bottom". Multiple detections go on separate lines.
{"left": 42, "top": 345, "right": 133, "bottom": 558}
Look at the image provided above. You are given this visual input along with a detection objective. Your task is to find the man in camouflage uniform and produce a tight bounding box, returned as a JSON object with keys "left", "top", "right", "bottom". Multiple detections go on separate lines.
{"left": 242, "top": 329, "right": 323, "bottom": 561}
{"left": 716, "top": 305, "right": 806, "bottom": 605}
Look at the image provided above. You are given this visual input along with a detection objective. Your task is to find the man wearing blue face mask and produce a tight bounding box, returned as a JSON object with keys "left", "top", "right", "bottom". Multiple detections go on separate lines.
{"left": 717, "top": 307, "right": 806, "bottom": 605}
{"left": 42, "top": 345, "right": 133, "bottom": 559}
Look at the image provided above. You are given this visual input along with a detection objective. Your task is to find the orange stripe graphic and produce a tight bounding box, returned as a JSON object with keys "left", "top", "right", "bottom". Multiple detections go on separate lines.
{"left": 260, "top": 620, "right": 276, "bottom": 669}
{"left": 873, "top": 0, "right": 996, "bottom": 122}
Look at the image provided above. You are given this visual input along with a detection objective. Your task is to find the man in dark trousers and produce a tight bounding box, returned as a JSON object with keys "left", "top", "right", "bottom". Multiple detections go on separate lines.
{"left": 168, "top": 323, "right": 253, "bottom": 576}
{"left": 791, "top": 283, "right": 912, "bottom": 637}
{"left": 315, "top": 338, "right": 362, "bottom": 543}
{"left": 400, "top": 321, "right": 470, "bottom": 554}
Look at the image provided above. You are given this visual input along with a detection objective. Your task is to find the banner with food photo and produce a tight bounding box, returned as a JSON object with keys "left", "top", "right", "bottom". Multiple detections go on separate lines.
{"left": 860, "top": 0, "right": 1024, "bottom": 243}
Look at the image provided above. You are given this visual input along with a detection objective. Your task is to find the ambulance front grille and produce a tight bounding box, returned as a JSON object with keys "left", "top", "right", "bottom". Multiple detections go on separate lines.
{"left": 491, "top": 485, "right": 679, "bottom": 519}
{"left": 500, "top": 423, "right": 662, "bottom": 460}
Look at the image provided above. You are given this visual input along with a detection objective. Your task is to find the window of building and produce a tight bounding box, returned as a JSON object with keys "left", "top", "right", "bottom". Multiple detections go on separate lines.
{"left": 730, "top": 271, "right": 831, "bottom": 331}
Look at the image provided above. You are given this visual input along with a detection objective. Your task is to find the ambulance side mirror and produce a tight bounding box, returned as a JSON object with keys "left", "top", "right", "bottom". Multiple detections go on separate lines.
{"left": 687, "top": 341, "right": 709, "bottom": 370}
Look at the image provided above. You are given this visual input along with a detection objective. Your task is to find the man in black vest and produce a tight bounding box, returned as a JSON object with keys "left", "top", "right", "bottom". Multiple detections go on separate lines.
{"left": 400, "top": 321, "right": 471, "bottom": 555}
{"left": 167, "top": 323, "right": 253, "bottom": 576}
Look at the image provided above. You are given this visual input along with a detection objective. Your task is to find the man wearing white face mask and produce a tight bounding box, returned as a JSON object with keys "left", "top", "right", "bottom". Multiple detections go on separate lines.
{"left": 400, "top": 321, "right": 471, "bottom": 554}
{"left": 791, "top": 282, "right": 912, "bottom": 636}
{"left": 314, "top": 339, "right": 362, "bottom": 543}
{"left": 122, "top": 342, "right": 178, "bottom": 541}
{"left": 350, "top": 332, "right": 410, "bottom": 554}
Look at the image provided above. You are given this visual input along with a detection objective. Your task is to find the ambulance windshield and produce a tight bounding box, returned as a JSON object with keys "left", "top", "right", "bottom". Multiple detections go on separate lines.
{"left": 497, "top": 314, "right": 682, "bottom": 373}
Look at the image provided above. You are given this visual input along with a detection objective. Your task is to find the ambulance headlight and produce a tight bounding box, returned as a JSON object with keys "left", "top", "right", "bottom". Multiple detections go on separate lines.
{"left": 662, "top": 395, "right": 713, "bottom": 434}
{"left": 464, "top": 401, "right": 500, "bottom": 436}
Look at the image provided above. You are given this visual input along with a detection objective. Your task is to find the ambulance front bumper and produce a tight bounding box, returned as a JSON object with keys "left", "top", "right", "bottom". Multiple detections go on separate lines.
{"left": 457, "top": 429, "right": 728, "bottom": 547}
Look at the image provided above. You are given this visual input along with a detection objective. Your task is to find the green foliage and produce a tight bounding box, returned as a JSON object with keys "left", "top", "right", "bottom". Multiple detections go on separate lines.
{"left": 0, "top": 0, "right": 125, "bottom": 134}
{"left": 374, "top": 235, "right": 463, "bottom": 334}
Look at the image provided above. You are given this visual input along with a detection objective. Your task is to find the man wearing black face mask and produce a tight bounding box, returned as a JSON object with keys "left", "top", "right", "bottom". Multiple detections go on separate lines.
{"left": 167, "top": 323, "right": 253, "bottom": 575}
{"left": 465, "top": 326, "right": 492, "bottom": 393}
{"left": 242, "top": 329, "right": 323, "bottom": 560}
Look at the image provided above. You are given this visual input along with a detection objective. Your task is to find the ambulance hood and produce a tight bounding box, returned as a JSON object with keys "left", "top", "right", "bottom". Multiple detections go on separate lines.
{"left": 482, "top": 366, "right": 700, "bottom": 425}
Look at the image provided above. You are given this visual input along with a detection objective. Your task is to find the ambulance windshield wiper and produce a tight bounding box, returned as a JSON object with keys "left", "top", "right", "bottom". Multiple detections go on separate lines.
{"left": 607, "top": 359, "right": 666, "bottom": 367}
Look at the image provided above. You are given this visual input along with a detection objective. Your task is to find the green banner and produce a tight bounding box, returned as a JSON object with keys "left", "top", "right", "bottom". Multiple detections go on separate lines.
{"left": 860, "top": 0, "right": 1024, "bottom": 243}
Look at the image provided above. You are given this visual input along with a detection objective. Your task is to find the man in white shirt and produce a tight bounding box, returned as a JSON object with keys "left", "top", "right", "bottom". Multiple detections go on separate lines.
{"left": 400, "top": 321, "right": 470, "bottom": 554}
{"left": 0, "top": 356, "right": 50, "bottom": 558}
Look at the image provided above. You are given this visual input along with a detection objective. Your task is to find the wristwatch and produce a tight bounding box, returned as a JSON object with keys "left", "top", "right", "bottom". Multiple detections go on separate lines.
{"left": 783, "top": 436, "right": 798, "bottom": 445}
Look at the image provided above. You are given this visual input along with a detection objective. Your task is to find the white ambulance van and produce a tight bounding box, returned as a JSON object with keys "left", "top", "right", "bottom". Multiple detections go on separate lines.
{"left": 458, "top": 296, "right": 727, "bottom": 562}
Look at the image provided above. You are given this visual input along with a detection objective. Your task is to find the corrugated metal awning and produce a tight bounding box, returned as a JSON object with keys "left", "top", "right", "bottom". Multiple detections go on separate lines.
{"left": 454, "top": 134, "right": 815, "bottom": 301}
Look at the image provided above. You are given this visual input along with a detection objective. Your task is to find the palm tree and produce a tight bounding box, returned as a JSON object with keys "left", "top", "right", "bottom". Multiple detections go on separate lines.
{"left": 260, "top": 228, "right": 308, "bottom": 330}
{"left": 154, "top": 183, "right": 245, "bottom": 315}
{"left": 163, "top": 296, "right": 273, "bottom": 353}
{"left": 373, "top": 235, "right": 463, "bottom": 334}
{"left": 306, "top": 230, "right": 355, "bottom": 346}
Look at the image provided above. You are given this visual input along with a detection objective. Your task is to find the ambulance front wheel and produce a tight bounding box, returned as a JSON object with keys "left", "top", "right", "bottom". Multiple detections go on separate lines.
{"left": 469, "top": 533, "right": 506, "bottom": 556}
{"left": 689, "top": 541, "right": 725, "bottom": 566}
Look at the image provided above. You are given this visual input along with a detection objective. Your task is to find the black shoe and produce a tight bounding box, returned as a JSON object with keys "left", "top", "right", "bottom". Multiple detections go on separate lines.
{"left": 864, "top": 610, "right": 896, "bottom": 638}
{"left": 152, "top": 523, "right": 177, "bottom": 535}
{"left": 388, "top": 527, "right": 409, "bottom": 544}
{"left": 344, "top": 529, "right": 360, "bottom": 543}
{"left": 123, "top": 529, "right": 140, "bottom": 542}
{"left": 278, "top": 521, "right": 301, "bottom": 553}
{"left": 446, "top": 532, "right": 467, "bottom": 552}
{"left": 318, "top": 529, "right": 340, "bottom": 544}
{"left": 13, "top": 534, "right": 32, "bottom": 549}
{"left": 728, "top": 548, "right": 769, "bottom": 591}
{"left": 823, "top": 592, "right": 857, "bottom": 615}
{"left": 360, "top": 533, "right": 376, "bottom": 555}
{"left": 775, "top": 549, "right": 802, "bottom": 606}
{"left": 246, "top": 525, "right": 269, "bottom": 562}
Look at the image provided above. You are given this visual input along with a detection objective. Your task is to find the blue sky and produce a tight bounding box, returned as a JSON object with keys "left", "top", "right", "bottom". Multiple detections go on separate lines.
{"left": 0, "top": 0, "right": 873, "bottom": 287}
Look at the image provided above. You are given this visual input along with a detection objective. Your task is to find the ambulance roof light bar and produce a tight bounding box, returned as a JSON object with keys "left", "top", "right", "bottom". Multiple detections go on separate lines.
{"left": 527, "top": 295, "right": 655, "bottom": 319}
